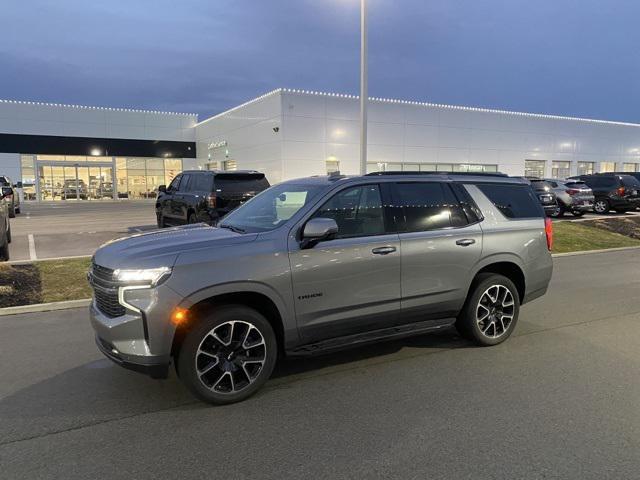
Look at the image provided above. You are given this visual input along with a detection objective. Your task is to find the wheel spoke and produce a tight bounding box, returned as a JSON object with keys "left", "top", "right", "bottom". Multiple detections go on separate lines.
{"left": 197, "top": 356, "right": 219, "bottom": 375}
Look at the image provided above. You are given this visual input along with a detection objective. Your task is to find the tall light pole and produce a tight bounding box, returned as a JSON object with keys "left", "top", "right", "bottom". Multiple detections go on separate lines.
{"left": 359, "top": 0, "right": 368, "bottom": 175}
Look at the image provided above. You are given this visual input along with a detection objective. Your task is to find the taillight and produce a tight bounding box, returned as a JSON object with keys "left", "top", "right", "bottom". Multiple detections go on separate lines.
{"left": 207, "top": 193, "right": 216, "bottom": 208}
{"left": 617, "top": 187, "right": 626, "bottom": 196}
{"left": 544, "top": 217, "right": 553, "bottom": 251}
{"left": 565, "top": 189, "right": 579, "bottom": 196}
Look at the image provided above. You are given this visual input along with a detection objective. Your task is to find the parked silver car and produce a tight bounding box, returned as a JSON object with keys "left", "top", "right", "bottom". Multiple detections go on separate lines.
{"left": 542, "top": 178, "right": 595, "bottom": 218}
{"left": 0, "top": 175, "right": 20, "bottom": 218}
{"left": 88, "top": 172, "right": 554, "bottom": 404}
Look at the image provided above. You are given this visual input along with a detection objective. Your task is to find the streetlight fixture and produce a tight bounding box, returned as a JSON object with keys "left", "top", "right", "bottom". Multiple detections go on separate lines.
{"left": 359, "top": 0, "right": 368, "bottom": 175}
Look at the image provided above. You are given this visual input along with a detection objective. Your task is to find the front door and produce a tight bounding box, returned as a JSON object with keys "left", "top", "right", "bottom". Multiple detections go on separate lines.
{"left": 289, "top": 184, "right": 401, "bottom": 343}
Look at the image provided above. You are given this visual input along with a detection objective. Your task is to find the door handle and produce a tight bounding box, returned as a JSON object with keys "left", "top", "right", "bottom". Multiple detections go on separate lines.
{"left": 456, "top": 239, "right": 476, "bottom": 247}
{"left": 372, "top": 246, "right": 397, "bottom": 255}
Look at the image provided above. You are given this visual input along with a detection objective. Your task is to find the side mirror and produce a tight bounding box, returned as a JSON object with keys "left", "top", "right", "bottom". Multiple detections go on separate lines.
{"left": 301, "top": 218, "right": 338, "bottom": 249}
{"left": 158, "top": 185, "right": 167, "bottom": 193}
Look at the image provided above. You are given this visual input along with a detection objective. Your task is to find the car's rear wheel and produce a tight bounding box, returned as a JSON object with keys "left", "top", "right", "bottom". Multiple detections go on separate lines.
{"left": 0, "top": 228, "right": 9, "bottom": 261}
{"left": 571, "top": 210, "right": 585, "bottom": 217}
{"left": 177, "top": 305, "right": 278, "bottom": 405}
{"left": 593, "top": 199, "right": 610, "bottom": 214}
{"left": 188, "top": 213, "right": 197, "bottom": 224}
{"left": 456, "top": 273, "right": 520, "bottom": 346}
{"left": 550, "top": 203, "right": 564, "bottom": 218}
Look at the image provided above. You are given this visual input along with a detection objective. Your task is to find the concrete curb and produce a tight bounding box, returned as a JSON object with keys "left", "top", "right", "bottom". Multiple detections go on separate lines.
{"left": 5, "top": 255, "right": 92, "bottom": 266}
{"left": 552, "top": 245, "right": 640, "bottom": 258}
{"left": 0, "top": 299, "right": 91, "bottom": 316}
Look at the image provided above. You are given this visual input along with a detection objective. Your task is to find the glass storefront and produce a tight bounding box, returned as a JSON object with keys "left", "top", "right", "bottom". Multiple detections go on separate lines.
{"left": 577, "top": 161, "right": 595, "bottom": 176}
{"left": 599, "top": 162, "right": 615, "bottom": 173}
{"left": 623, "top": 163, "right": 639, "bottom": 172}
{"left": 20, "top": 154, "right": 182, "bottom": 201}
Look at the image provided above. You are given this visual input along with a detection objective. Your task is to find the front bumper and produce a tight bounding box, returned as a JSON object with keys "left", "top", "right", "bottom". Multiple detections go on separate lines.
{"left": 89, "top": 282, "right": 185, "bottom": 378}
{"left": 95, "top": 334, "right": 169, "bottom": 378}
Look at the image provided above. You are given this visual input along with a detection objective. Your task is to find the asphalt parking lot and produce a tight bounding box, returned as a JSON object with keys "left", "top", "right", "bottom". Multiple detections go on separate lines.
{"left": 1, "top": 249, "right": 639, "bottom": 479}
{"left": 7, "top": 201, "right": 157, "bottom": 261}
{"left": 6, "top": 201, "right": 640, "bottom": 262}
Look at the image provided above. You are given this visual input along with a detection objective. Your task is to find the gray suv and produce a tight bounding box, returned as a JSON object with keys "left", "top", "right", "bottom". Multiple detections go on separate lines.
{"left": 89, "top": 172, "right": 553, "bottom": 404}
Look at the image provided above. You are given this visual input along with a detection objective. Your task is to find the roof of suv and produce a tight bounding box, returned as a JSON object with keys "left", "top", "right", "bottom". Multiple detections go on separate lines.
{"left": 181, "top": 170, "right": 264, "bottom": 175}
{"left": 286, "top": 172, "right": 529, "bottom": 186}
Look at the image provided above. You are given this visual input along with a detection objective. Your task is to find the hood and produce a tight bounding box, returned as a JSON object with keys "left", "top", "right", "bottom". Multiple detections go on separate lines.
{"left": 93, "top": 224, "right": 257, "bottom": 269}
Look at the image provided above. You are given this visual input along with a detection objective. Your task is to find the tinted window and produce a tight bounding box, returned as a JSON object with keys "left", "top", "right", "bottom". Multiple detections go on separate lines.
{"left": 582, "top": 176, "right": 617, "bottom": 188}
{"left": 215, "top": 173, "right": 269, "bottom": 194}
{"left": 477, "top": 183, "right": 543, "bottom": 219}
{"left": 190, "top": 174, "right": 213, "bottom": 192}
{"left": 168, "top": 175, "right": 181, "bottom": 191}
{"left": 179, "top": 174, "right": 191, "bottom": 192}
{"left": 451, "top": 183, "right": 482, "bottom": 224}
{"left": 393, "top": 182, "right": 466, "bottom": 231}
{"left": 311, "top": 185, "right": 385, "bottom": 238}
{"left": 621, "top": 176, "right": 640, "bottom": 188}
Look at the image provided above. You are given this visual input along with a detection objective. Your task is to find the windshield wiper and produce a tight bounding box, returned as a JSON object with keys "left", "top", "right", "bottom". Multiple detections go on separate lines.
{"left": 218, "top": 224, "right": 246, "bottom": 234}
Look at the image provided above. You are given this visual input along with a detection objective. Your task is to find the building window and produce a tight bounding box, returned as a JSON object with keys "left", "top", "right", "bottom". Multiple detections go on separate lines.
{"left": 222, "top": 160, "right": 237, "bottom": 171}
{"left": 525, "top": 160, "right": 545, "bottom": 178}
{"left": 551, "top": 161, "right": 571, "bottom": 178}
{"left": 452, "top": 164, "right": 498, "bottom": 173}
{"left": 623, "top": 163, "right": 639, "bottom": 172}
{"left": 577, "top": 162, "right": 594, "bottom": 176}
{"left": 326, "top": 158, "right": 340, "bottom": 174}
{"left": 600, "top": 162, "right": 615, "bottom": 173}
{"left": 365, "top": 162, "right": 497, "bottom": 174}
{"left": 204, "top": 162, "right": 219, "bottom": 171}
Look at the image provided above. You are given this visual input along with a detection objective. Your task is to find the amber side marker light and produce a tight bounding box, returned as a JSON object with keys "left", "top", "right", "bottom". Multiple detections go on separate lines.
{"left": 171, "top": 308, "right": 190, "bottom": 325}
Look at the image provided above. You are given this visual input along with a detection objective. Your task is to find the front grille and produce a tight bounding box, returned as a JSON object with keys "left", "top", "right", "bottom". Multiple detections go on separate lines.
{"left": 89, "top": 263, "right": 126, "bottom": 318}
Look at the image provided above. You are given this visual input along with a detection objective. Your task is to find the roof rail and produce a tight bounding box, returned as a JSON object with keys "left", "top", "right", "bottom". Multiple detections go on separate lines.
{"left": 364, "top": 171, "right": 509, "bottom": 177}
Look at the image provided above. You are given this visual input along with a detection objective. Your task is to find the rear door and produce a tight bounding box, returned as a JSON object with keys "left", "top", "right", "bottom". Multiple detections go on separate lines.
{"left": 390, "top": 181, "right": 483, "bottom": 321}
{"left": 214, "top": 173, "right": 270, "bottom": 218}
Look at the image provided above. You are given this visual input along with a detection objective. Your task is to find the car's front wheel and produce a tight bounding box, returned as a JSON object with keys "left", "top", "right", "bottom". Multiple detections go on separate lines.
{"left": 456, "top": 273, "right": 520, "bottom": 346}
{"left": 177, "top": 305, "right": 278, "bottom": 405}
{"left": 550, "top": 203, "right": 565, "bottom": 218}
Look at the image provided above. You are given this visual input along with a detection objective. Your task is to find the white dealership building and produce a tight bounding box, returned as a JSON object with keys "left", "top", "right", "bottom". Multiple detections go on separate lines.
{"left": 1, "top": 88, "right": 640, "bottom": 201}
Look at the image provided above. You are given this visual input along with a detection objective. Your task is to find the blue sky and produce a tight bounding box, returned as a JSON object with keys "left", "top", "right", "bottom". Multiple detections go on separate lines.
{"left": 1, "top": 0, "right": 639, "bottom": 121}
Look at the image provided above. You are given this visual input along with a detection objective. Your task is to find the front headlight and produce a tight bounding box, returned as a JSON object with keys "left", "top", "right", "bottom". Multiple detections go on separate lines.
{"left": 113, "top": 267, "right": 171, "bottom": 286}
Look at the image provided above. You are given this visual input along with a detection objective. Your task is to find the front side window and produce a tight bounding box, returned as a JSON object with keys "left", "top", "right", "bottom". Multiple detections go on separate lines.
{"left": 168, "top": 175, "right": 181, "bottom": 191}
{"left": 179, "top": 174, "right": 192, "bottom": 192}
{"left": 393, "top": 182, "right": 467, "bottom": 232}
{"left": 219, "top": 183, "right": 324, "bottom": 233}
{"left": 310, "top": 185, "right": 385, "bottom": 238}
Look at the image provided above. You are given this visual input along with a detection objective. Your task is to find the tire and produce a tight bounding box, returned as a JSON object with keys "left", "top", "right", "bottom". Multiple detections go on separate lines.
{"left": 8, "top": 206, "right": 15, "bottom": 218}
{"left": 177, "top": 305, "right": 278, "bottom": 405}
{"left": 14, "top": 207, "right": 20, "bottom": 214}
{"left": 550, "top": 203, "right": 565, "bottom": 218}
{"left": 6, "top": 222, "right": 11, "bottom": 243}
{"left": 156, "top": 212, "right": 165, "bottom": 228}
{"left": 188, "top": 212, "right": 197, "bottom": 224}
{"left": 571, "top": 210, "right": 585, "bottom": 217}
{"left": 0, "top": 230, "right": 9, "bottom": 261}
{"left": 455, "top": 273, "right": 520, "bottom": 346}
{"left": 593, "top": 199, "right": 610, "bottom": 214}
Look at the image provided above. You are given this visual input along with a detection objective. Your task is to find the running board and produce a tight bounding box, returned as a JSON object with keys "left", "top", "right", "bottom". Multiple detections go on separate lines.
{"left": 287, "top": 317, "right": 456, "bottom": 356}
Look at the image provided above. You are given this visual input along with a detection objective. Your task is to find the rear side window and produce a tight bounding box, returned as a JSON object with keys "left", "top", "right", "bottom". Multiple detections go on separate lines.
{"left": 392, "top": 182, "right": 468, "bottom": 232}
{"left": 190, "top": 174, "right": 213, "bottom": 192}
{"left": 215, "top": 174, "right": 269, "bottom": 194}
{"left": 477, "top": 183, "right": 543, "bottom": 219}
{"left": 621, "top": 176, "right": 640, "bottom": 188}
{"left": 583, "top": 176, "right": 617, "bottom": 188}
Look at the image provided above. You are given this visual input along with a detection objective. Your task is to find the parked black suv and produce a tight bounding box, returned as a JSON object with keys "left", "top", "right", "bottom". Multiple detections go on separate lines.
{"left": 156, "top": 171, "right": 270, "bottom": 227}
{"left": 568, "top": 174, "right": 640, "bottom": 214}
{"left": 527, "top": 179, "right": 557, "bottom": 216}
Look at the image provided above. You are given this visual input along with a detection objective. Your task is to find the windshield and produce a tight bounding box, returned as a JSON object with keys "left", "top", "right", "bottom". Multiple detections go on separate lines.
{"left": 218, "top": 183, "right": 325, "bottom": 233}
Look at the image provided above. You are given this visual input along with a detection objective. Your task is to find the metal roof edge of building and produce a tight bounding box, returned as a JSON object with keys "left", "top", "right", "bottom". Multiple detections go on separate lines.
{"left": 195, "top": 88, "right": 283, "bottom": 127}
{"left": 0, "top": 99, "right": 197, "bottom": 117}
{"left": 199, "top": 87, "right": 640, "bottom": 129}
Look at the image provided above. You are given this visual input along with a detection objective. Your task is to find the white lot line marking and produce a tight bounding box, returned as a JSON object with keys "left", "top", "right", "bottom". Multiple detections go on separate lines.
{"left": 134, "top": 228, "right": 143, "bottom": 232}
{"left": 28, "top": 234, "right": 37, "bottom": 260}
